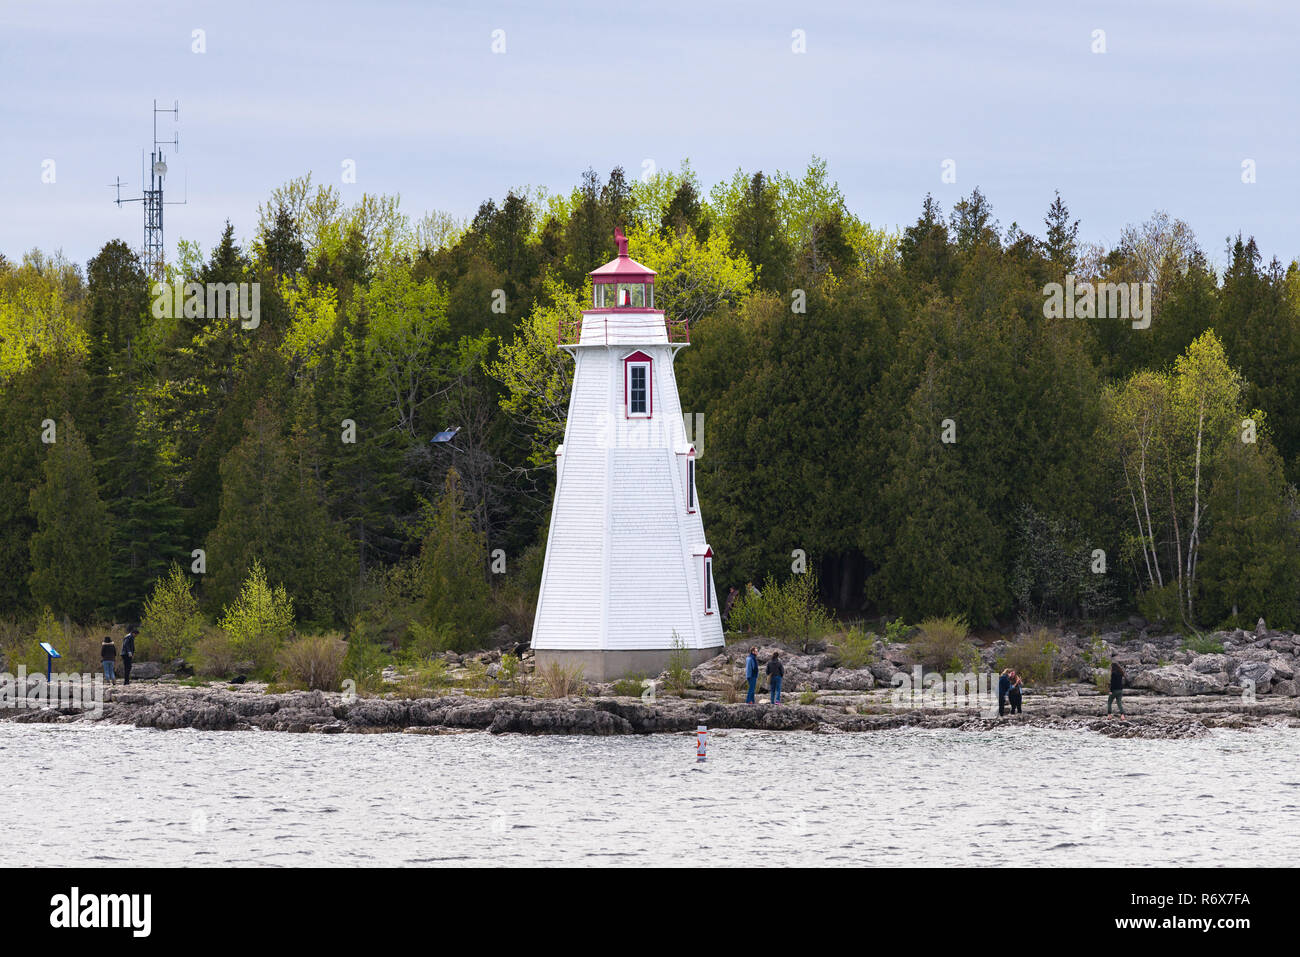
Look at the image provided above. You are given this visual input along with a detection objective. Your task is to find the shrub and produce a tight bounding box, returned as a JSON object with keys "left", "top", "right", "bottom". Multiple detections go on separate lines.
{"left": 612, "top": 673, "right": 648, "bottom": 697}
{"left": 1082, "top": 635, "right": 1112, "bottom": 692}
{"left": 1184, "top": 632, "right": 1225, "bottom": 655}
{"left": 194, "top": 629, "right": 240, "bottom": 678}
{"left": 835, "top": 625, "right": 875, "bottom": 669}
{"left": 911, "top": 615, "right": 975, "bottom": 671}
{"left": 341, "top": 620, "right": 387, "bottom": 694}
{"left": 406, "top": 619, "right": 458, "bottom": 657}
{"left": 497, "top": 653, "right": 529, "bottom": 696}
{"left": 536, "top": 661, "right": 585, "bottom": 698}
{"left": 998, "top": 628, "right": 1059, "bottom": 684}
{"left": 727, "top": 573, "right": 833, "bottom": 645}
{"left": 883, "top": 617, "right": 911, "bottom": 644}
{"left": 140, "top": 563, "right": 206, "bottom": 662}
{"left": 218, "top": 560, "right": 295, "bottom": 672}
{"left": 663, "top": 633, "right": 693, "bottom": 695}
{"left": 1137, "top": 581, "right": 1181, "bottom": 626}
{"left": 799, "top": 689, "right": 818, "bottom": 706}
{"left": 396, "top": 657, "right": 449, "bottom": 698}
{"left": 279, "top": 634, "right": 347, "bottom": 690}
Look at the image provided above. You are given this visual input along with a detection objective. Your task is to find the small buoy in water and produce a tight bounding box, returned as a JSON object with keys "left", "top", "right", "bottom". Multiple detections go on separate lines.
{"left": 696, "top": 724, "right": 708, "bottom": 762}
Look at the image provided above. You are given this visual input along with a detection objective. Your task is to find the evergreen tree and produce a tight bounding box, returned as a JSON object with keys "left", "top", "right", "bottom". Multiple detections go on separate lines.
{"left": 28, "top": 417, "right": 112, "bottom": 620}
{"left": 1199, "top": 437, "right": 1300, "bottom": 628}
{"left": 1042, "top": 190, "right": 1079, "bottom": 271}
{"left": 417, "top": 467, "right": 493, "bottom": 651}
{"left": 205, "top": 400, "right": 355, "bottom": 624}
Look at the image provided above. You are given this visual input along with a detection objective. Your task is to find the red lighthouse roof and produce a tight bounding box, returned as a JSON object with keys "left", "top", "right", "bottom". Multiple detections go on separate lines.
{"left": 589, "top": 227, "right": 656, "bottom": 283}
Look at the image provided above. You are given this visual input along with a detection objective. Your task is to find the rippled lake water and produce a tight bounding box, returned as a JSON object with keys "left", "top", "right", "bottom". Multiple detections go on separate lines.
{"left": 1, "top": 724, "right": 1296, "bottom": 866}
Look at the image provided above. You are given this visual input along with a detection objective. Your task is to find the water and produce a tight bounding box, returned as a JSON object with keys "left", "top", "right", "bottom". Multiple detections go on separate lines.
{"left": 1, "top": 724, "right": 1296, "bottom": 866}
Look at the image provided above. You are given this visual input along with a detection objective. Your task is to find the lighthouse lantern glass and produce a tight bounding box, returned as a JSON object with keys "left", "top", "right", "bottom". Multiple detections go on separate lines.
{"left": 595, "top": 282, "right": 650, "bottom": 308}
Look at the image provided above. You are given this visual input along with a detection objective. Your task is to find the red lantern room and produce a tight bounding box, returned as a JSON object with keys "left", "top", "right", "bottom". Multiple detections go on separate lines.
{"left": 589, "top": 227, "right": 656, "bottom": 309}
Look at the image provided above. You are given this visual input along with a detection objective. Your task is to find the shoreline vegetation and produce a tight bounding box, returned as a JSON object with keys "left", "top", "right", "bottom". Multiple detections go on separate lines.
{"left": 5, "top": 622, "right": 1299, "bottom": 741}
{"left": 5, "top": 163, "right": 1300, "bottom": 698}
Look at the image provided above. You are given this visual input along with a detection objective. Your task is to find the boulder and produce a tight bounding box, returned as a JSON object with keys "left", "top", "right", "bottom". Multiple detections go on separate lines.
{"left": 129, "top": 661, "right": 163, "bottom": 680}
{"left": 1132, "top": 665, "right": 1227, "bottom": 696}
{"left": 1236, "top": 660, "right": 1275, "bottom": 688}
{"left": 1267, "top": 656, "right": 1295, "bottom": 681}
{"left": 824, "top": 668, "right": 875, "bottom": 691}
{"left": 1270, "top": 679, "right": 1299, "bottom": 697}
{"left": 1190, "top": 653, "right": 1232, "bottom": 675}
{"left": 869, "top": 661, "right": 902, "bottom": 684}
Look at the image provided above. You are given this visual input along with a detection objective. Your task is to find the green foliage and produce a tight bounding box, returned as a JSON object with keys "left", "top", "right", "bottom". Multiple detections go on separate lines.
{"left": 726, "top": 573, "right": 833, "bottom": 644}
{"left": 1136, "top": 582, "right": 1182, "bottom": 626}
{"left": 1183, "top": 632, "right": 1225, "bottom": 655}
{"left": 416, "top": 468, "right": 493, "bottom": 652}
{"left": 611, "top": 672, "right": 648, "bottom": 697}
{"left": 140, "top": 563, "right": 206, "bottom": 661}
{"left": 997, "top": 629, "right": 1059, "bottom": 684}
{"left": 883, "top": 618, "right": 910, "bottom": 643}
{"left": 910, "top": 615, "right": 975, "bottom": 671}
{"left": 27, "top": 417, "right": 112, "bottom": 621}
{"left": 1081, "top": 635, "right": 1113, "bottom": 692}
{"left": 341, "top": 619, "right": 386, "bottom": 693}
{"left": 663, "top": 633, "right": 693, "bottom": 695}
{"left": 205, "top": 401, "right": 355, "bottom": 625}
{"left": 834, "top": 625, "right": 875, "bottom": 669}
{"left": 5, "top": 166, "right": 1300, "bottom": 647}
{"left": 395, "top": 656, "right": 449, "bottom": 698}
{"left": 217, "top": 560, "right": 295, "bottom": 672}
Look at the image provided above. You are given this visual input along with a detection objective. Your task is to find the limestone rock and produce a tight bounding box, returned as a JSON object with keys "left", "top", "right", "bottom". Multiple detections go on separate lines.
{"left": 1132, "top": 665, "right": 1227, "bottom": 696}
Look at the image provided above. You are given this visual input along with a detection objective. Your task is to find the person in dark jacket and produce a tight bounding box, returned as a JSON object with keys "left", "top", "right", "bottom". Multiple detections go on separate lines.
{"left": 766, "top": 651, "right": 784, "bottom": 705}
{"left": 120, "top": 626, "right": 137, "bottom": 685}
{"left": 100, "top": 636, "right": 117, "bottom": 685}
{"left": 1107, "top": 662, "right": 1126, "bottom": 718}
{"left": 998, "top": 669, "right": 1011, "bottom": 716}
{"left": 1008, "top": 671, "right": 1023, "bottom": 714}
{"left": 744, "top": 646, "right": 759, "bottom": 703}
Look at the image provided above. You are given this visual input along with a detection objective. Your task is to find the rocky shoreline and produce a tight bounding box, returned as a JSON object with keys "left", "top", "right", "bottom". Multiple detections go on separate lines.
{"left": 5, "top": 623, "right": 1300, "bottom": 740}
{"left": 2, "top": 677, "right": 1299, "bottom": 740}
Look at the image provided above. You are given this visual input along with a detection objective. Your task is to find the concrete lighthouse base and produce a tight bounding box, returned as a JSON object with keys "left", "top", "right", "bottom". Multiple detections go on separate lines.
{"left": 533, "top": 647, "right": 722, "bottom": 683}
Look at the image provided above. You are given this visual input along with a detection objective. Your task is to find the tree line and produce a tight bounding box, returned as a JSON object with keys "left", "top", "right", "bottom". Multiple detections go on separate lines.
{"left": 2, "top": 157, "right": 1298, "bottom": 649}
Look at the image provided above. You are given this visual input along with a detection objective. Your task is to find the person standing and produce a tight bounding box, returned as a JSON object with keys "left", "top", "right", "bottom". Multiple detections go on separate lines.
{"left": 100, "top": 635, "right": 117, "bottom": 686}
{"left": 998, "top": 668, "right": 1011, "bottom": 716}
{"left": 766, "top": 650, "right": 784, "bottom": 705}
{"left": 744, "top": 646, "right": 759, "bottom": 703}
{"left": 1009, "top": 671, "right": 1023, "bottom": 714}
{"left": 1107, "top": 662, "right": 1126, "bottom": 718}
{"left": 120, "top": 626, "right": 137, "bottom": 686}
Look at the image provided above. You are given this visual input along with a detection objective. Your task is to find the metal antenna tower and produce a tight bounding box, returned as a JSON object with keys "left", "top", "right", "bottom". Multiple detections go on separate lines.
{"left": 110, "top": 100, "right": 186, "bottom": 280}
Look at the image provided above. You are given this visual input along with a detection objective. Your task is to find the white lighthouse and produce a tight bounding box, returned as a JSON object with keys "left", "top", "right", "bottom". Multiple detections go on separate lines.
{"left": 531, "top": 228, "right": 725, "bottom": 681}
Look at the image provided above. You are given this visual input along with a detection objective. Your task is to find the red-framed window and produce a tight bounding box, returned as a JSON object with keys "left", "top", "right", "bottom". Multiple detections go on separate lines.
{"left": 703, "top": 552, "right": 714, "bottom": 614}
{"left": 624, "top": 351, "right": 653, "bottom": 418}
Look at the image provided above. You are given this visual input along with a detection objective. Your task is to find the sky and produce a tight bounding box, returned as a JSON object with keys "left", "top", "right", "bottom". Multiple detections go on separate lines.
{"left": 1, "top": 0, "right": 1297, "bottom": 272}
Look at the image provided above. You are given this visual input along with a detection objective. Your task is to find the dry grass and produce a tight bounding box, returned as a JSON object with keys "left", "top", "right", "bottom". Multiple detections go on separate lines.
{"left": 536, "top": 661, "right": 585, "bottom": 698}
{"left": 279, "top": 634, "right": 348, "bottom": 690}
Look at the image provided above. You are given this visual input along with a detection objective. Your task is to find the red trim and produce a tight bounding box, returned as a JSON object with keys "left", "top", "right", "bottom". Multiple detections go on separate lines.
{"left": 580, "top": 307, "right": 663, "bottom": 315}
{"left": 704, "top": 556, "right": 714, "bottom": 614}
{"left": 623, "top": 351, "right": 653, "bottom": 418}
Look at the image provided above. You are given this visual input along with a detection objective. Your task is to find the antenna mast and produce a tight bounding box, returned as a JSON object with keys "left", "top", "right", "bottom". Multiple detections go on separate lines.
{"left": 110, "top": 100, "right": 185, "bottom": 280}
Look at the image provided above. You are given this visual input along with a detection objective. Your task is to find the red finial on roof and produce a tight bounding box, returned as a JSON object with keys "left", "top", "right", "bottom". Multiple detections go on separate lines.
{"left": 614, "top": 226, "right": 628, "bottom": 257}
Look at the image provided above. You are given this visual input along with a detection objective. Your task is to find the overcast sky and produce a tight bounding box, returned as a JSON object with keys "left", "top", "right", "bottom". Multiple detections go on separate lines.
{"left": 1, "top": 0, "right": 1296, "bottom": 271}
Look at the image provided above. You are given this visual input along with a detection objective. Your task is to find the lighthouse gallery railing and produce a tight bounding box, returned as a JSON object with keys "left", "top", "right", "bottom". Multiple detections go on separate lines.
{"left": 556, "top": 315, "right": 690, "bottom": 346}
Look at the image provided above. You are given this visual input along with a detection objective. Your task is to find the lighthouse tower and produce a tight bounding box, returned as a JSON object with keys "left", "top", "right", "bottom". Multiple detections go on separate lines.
{"left": 531, "top": 228, "right": 725, "bottom": 681}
